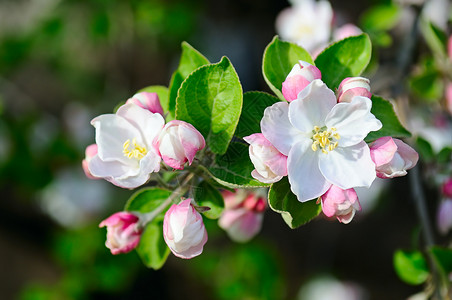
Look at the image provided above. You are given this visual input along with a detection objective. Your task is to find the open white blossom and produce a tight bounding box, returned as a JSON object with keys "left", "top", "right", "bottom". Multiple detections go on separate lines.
{"left": 261, "top": 80, "right": 382, "bottom": 202}
{"left": 88, "top": 103, "right": 164, "bottom": 189}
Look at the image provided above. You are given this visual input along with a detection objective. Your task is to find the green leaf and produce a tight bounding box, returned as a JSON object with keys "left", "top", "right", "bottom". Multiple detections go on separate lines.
{"left": 136, "top": 219, "right": 170, "bottom": 270}
{"left": 124, "top": 187, "right": 172, "bottom": 213}
{"left": 409, "top": 70, "right": 444, "bottom": 102}
{"left": 235, "top": 91, "right": 280, "bottom": 138}
{"left": 206, "top": 142, "right": 269, "bottom": 188}
{"left": 420, "top": 19, "right": 448, "bottom": 58}
{"left": 415, "top": 136, "right": 434, "bottom": 161}
{"left": 315, "top": 34, "right": 372, "bottom": 89}
{"left": 393, "top": 250, "right": 429, "bottom": 285}
{"left": 194, "top": 180, "right": 224, "bottom": 219}
{"left": 262, "top": 36, "right": 313, "bottom": 99}
{"left": 168, "top": 42, "right": 210, "bottom": 117}
{"left": 124, "top": 188, "right": 172, "bottom": 270}
{"left": 360, "top": 4, "right": 401, "bottom": 31}
{"left": 365, "top": 95, "right": 411, "bottom": 142}
{"left": 268, "top": 177, "right": 322, "bottom": 229}
{"left": 137, "top": 85, "right": 172, "bottom": 119}
{"left": 176, "top": 56, "right": 243, "bottom": 154}
{"left": 429, "top": 246, "right": 452, "bottom": 278}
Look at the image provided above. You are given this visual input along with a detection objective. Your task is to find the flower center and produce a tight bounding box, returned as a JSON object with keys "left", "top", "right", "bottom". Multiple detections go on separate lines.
{"left": 123, "top": 138, "right": 147, "bottom": 160}
{"left": 311, "top": 126, "right": 340, "bottom": 154}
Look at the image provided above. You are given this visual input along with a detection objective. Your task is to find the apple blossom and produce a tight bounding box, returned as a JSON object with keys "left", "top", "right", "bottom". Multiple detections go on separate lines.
{"left": 243, "top": 133, "right": 287, "bottom": 184}
{"left": 261, "top": 79, "right": 382, "bottom": 202}
{"left": 369, "top": 137, "right": 418, "bottom": 179}
{"left": 88, "top": 103, "right": 164, "bottom": 189}
{"left": 276, "top": 0, "right": 333, "bottom": 52}
{"left": 126, "top": 92, "right": 164, "bottom": 115}
{"left": 163, "top": 198, "right": 208, "bottom": 259}
{"left": 282, "top": 61, "right": 322, "bottom": 102}
{"left": 336, "top": 77, "right": 372, "bottom": 103}
{"left": 99, "top": 211, "right": 143, "bottom": 255}
{"left": 446, "top": 83, "right": 452, "bottom": 116}
{"left": 321, "top": 185, "right": 361, "bottom": 224}
{"left": 437, "top": 199, "right": 452, "bottom": 234}
{"left": 219, "top": 190, "right": 266, "bottom": 242}
{"left": 155, "top": 120, "right": 205, "bottom": 170}
{"left": 332, "top": 23, "right": 362, "bottom": 41}
{"left": 82, "top": 144, "right": 99, "bottom": 179}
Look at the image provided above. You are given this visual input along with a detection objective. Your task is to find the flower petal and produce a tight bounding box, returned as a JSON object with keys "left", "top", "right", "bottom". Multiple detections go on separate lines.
{"left": 319, "top": 141, "right": 376, "bottom": 189}
{"left": 289, "top": 79, "right": 337, "bottom": 132}
{"left": 325, "top": 96, "right": 382, "bottom": 147}
{"left": 261, "top": 101, "right": 304, "bottom": 155}
{"left": 287, "top": 139, "right": 331, "bottom": 202}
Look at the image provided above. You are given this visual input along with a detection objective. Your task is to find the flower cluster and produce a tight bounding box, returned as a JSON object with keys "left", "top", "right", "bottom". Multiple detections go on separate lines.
{"left": 83, "top": 92, "right": 205, "bottom": 189}
{"left": 245, "top": 61, "right": 418, "bottom": 223}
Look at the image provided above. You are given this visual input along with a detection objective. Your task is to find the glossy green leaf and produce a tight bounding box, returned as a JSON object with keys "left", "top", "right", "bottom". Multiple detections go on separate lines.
{"left": 124, "top": 188, "right": 173, "bottom": 270}
{"left": 365, "top": 95, "right": 411, "bottom": 142}
{"left": 124, "top": 187, "right": 172, "bottom": 213}
{"left": 207, "top": 142, "right": 269, "bottom": 188}
{"left": 393, "top": 250, "right": 429, "bottom": 285}
{"left": 194, "top": 180, "right": 224, "bottom": 219}
{"left": 315, "top": 34, "right": 372, "bottom": 89}
{"left": 137, "top": 85, "right": 172, "bottom": 119}
{"left": 168, "top": 42, "right": 210, "bottom": 117}
{"left": 268, "top": 177, "right": 322, "bottom": 229}
{"left": 429, "top": 246, "right": 452, "bottom": 278}
{"left": 176, "top": 56, "right": 243, "bottom": 154}
{"left": 136, "top": 219, "right": 170, "bottom": 270}
{"left": 262, "top": 36, "right": 313, "bottom": 99}
{"left": 235, "top": 91, "right": 279, "bottom": 138}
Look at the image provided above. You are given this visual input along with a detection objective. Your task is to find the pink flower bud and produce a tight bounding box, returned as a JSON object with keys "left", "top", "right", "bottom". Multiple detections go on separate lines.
{"left": 333, "top": 23, "right": 362, "bottom": 41}
{"left": 369, "top": 137, "right": 419, "bottom": 179}
{"left": 155, "top": 120, "right": 205, "bottom": 170}
{"left": 437, "top": 199, "right": 452, "bottom": 234}
{"left": 82, "top": 144, "right": 99, "bottom": 179}
{"left": 443, "top": 178, "right": 452, "bottom": 198}
{"left": 219, "top": 190, "right": 266, "bottom": 242}
{"left": 337, "top": 77, "right": 371, "bottom": 103}
{"left": 126, "top": 92, "right": 164, "bottom": 115}
{"left": 243, "top": 133, "right": 288, "bottom": 184}
{"left": 321, "top": 185, "right": 361, "bottom": 224}
{"left": 99, "top": 212, "right": 143, "bottom": 255}
{"left": 163, "top": 199, "right": 208, "bottom": 259}
{"left": 282, "top": 61, "right": 322, "bottom": 102}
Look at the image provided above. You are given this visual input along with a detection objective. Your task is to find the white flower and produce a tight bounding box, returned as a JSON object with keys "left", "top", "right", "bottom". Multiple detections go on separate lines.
{"left": 261, "top": 79, "right": 382, "bottom": 202}
{"left": 276, "top": 0, "right": 333, "bottom": 52}
{"left": 88, "top": 103, "right": 164, "bottom": 189}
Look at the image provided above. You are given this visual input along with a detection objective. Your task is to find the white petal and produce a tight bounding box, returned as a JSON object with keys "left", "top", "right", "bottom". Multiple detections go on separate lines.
{"left": 117, "top": 103, "right": 165, "bottom": 147}
{"left": 325, "top": 96, "right": 382, "bottom": 147}
{"left": 261, "top": 101, "right": 304, "bottom": 155}
{"left": 91, "top": 114, "right": 141, "bottom": 164}
{"left": 289, "top": 79, "right": 336, "bottom": 132}
{"left": 319, "top": 141, "right": 376, "bottom": 189}
{"left": 287, "top": 139, "right": 331, "bottom": 202}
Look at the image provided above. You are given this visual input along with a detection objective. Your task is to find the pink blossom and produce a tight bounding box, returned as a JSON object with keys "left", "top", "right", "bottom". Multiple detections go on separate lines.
{"left": 321, "top": 185, "right": 361, "bottom": 224}
{"left": 369, "top": 137, "right": 418, "bottom": 179}
{"left": 282, "top": 61, "right": 322, "bottom": 102}
{"left": 82, "top": 144, "right": 99, "bottom": 179}
{"left": 155, "top": 120, "right": 205, "bottom": 170}
{"left": 437, "top": 199, "right": 452, "bottom": 234}
{"left": 333, "top": 23, "right": 363, "bottom": 41}
{"left": 446, "top": 83, "right": 452, "bottom": 116}
{"left": 126, "top": 92, "right": 164, "bottom": 115}
{"left": 243, "top": 133, "right": 288, "bottom": 184}
{"left": 163, "top": 199, "right": 208, "bottom": 259}
{"left": 219, "top": 190, "right": 266, "bottom": 242}
{"left": 336, "top": 77, "right": 371, "bottom": 103}
{"left": 99, "top": 211, "right": 143, "bottom": 255}
{"left": 442, "top": 178, "right": 452, "bottom": 198}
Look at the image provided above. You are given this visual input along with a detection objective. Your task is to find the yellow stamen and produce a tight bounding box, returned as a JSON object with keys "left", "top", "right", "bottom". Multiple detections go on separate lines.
{"left": 123, "top": 138, "right": 147, "bottom": 160}
{"left": 310, "top": 126, "right": 341, "bottom": 154}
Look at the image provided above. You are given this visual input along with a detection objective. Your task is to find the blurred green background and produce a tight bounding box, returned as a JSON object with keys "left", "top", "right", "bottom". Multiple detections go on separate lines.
{"left": 0, "top": 0, "right": 439, "bottom": 299}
